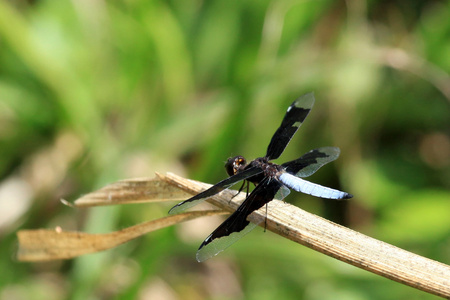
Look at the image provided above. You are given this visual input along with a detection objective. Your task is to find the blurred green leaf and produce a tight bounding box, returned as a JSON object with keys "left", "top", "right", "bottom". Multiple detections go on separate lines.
{"left": 378, "top": 190, "right": 450, "bottom": 243}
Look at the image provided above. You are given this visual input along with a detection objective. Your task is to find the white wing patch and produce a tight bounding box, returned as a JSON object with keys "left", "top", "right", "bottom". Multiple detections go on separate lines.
{"left": 279, "top": 172, "right": 350, "bottom": 200}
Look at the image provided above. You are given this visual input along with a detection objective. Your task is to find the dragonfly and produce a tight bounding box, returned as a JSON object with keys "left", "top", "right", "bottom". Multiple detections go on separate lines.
{"left": 169, "top": 93, "right": 353, "bottom": 262}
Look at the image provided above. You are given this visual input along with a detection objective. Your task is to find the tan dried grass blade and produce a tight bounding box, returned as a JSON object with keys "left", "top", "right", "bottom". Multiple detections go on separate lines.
{"left": 17, "top": 210, "right": 227, "bottom": 261}
{"left": 73, "top": 175, "right": 192, "bottom": 207}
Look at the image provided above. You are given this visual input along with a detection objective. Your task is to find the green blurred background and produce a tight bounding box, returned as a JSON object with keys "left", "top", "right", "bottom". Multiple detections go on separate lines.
{"left": 1, "top": 0, "right": 449, "bottom": 299}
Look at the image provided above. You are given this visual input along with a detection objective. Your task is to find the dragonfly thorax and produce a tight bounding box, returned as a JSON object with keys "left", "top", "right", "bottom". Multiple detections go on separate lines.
{"left": 250, "top": 157, "right": 283, "bottom": 178}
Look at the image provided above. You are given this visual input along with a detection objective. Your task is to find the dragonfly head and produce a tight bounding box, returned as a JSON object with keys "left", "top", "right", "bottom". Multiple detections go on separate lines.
{"left": 225, "top": 156, "right": 247, "bottom": 176}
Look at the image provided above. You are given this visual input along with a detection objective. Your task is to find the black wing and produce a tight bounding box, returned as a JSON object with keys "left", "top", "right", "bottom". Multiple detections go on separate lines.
{"left": 196, "top": 177, "right": 282, "bottom": 262}
{"left": 265, "top": 93, "right": 315, "bottom": 160}
{"left": 282, "top": 147, "right": 340, "bottom": 177}
{"left": 168, "top": 167, "right": 263, "bottom": 215}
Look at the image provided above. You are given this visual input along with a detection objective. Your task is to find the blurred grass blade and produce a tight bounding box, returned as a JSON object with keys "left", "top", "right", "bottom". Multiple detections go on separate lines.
{"left": 17, "top": 210, "right": 227, "bottom": 262}
{"left": 73, "top": 174, "right": 192, "bottom": 207}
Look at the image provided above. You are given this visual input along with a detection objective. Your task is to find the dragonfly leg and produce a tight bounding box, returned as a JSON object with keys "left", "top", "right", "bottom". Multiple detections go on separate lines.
{"left": 228, "top": 181, "right": 248, "bottom": 204}
{"left": 264, "top": 203, "right": 268, "bottom": 232}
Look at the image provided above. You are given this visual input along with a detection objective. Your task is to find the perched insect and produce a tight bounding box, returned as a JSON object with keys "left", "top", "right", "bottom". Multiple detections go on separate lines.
{"left": 169, "top": 93, "right": 352, "bottom": 262}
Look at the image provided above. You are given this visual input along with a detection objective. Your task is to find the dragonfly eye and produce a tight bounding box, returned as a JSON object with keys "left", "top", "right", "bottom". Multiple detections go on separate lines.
{"left": 225, "top": 156, "right": 246, "bottom": 176}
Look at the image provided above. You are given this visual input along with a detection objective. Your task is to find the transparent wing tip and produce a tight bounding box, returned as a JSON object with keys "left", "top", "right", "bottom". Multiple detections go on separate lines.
{"left": 168, "top": 207, "right": 179, "bottom": 215}
{"left": 196, "top": 248, "right": 219, "bottom": 263}
{"left": 168, "top": 203, "right": 186, "bottom": 215}
{"left": 295, "top": 92, "right": 315, "bottom": 109}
